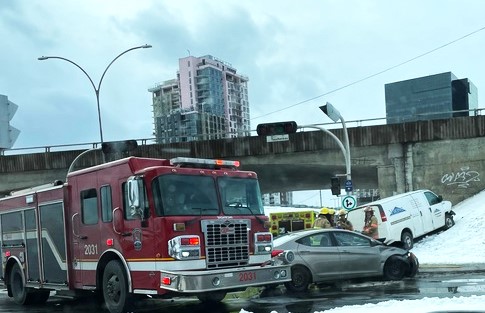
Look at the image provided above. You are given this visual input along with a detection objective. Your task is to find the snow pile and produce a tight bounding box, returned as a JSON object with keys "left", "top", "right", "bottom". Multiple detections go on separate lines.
{"left": 240, "top": 295, "right": 485, "bottom": 313}
{"left": 317, "top": 295, "right": 485, "bottom": 313}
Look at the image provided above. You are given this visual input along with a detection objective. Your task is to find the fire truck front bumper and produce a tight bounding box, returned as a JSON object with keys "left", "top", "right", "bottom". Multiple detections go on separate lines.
{"left": 159, "top": 262, "right": 292, "bottom": 293}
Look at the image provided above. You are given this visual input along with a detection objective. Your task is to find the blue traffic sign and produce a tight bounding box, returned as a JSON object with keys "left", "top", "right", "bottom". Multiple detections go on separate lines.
{"left": 345, "top": 179, "right": 353, "bottom": 192}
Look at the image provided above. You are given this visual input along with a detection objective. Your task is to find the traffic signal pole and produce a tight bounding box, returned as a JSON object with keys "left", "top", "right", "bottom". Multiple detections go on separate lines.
{"left": 256, "top": 103, "right": 353, "bottom": 205}
{"left": 319, "top": 103, "right": 352, "bottom": 196}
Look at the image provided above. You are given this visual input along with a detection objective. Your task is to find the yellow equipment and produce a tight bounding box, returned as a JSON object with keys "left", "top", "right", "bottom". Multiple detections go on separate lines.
{"left": 269, "top": 210, "right": 315, "bottom": 236}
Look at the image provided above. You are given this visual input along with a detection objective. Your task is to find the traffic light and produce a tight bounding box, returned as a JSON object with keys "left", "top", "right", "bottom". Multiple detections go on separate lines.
{"left": 102, "top": 140, "right": 138, "bottom": 154}
{"left": 0, "top": 95, "right": 20, "bottom": 149}
{"left": 330, "top": 177, "right": 341, "bottom": 196}
{"left": 256, "top": 121, "right": 298, "bottom": 136}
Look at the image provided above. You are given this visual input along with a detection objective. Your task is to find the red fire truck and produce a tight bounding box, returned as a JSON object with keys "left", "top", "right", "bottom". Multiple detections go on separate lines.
{"left": 0, "top": 156, "right": 292, "bottom": 313}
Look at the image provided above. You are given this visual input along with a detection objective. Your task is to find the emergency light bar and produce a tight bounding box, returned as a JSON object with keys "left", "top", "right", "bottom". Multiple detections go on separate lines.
{"left": 170, "top": 157, "right": 240, "bottom": 169}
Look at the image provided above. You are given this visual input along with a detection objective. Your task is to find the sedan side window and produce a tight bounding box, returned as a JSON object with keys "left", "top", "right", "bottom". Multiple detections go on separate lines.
{"left": 297, "top": 236, "right": 312, "bottom": 246}
{"left": 334, "top": 232, "right": 371, "bottom": 247}
{"left": 297, "top": 233, "right": 333, "bottom": 247}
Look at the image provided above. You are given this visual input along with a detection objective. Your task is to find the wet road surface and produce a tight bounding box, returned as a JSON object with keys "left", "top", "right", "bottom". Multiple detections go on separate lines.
{"left": 1, "top": 271, "right": 485, "bottom": 313}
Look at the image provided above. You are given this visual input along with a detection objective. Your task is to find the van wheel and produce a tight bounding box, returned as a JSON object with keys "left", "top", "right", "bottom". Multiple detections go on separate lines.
{"left": 401, "top": 231, "right": 413, "bottom": 250}
{"left": 444, "top": 213, "right": 455, "bottom": 229}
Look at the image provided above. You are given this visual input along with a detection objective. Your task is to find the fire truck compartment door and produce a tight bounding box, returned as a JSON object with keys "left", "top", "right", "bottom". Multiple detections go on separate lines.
{"left": 39, "top": 202, "right": 68, "bottom": 284}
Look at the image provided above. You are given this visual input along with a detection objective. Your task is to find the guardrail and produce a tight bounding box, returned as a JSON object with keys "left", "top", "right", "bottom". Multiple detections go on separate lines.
{"left": 2, "top": 109, "right": 483, "bottom": 156}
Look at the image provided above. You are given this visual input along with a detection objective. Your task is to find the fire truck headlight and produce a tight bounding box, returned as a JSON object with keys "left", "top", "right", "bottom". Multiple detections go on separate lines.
{"left": 254, "top": 232, "right": 273, "bottom": 255}
{"left": 168, "top": 235, "right": 201, "bottom": 260}
{"left": 273, "top": 271, "right": 281, "bottom": 279}
{"left": 257, "top": 244, "right": 272, "bottom": 253}
{"left": 212, "top": 277, "right": 221, "bottom": 287}
{"left": 280, "top": 269, "right": 288, "bottom": 278}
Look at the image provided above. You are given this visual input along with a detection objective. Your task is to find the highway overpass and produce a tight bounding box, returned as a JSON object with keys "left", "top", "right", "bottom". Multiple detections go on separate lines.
{"left": 1, "top": 115, "right": 485, "bottom": 206}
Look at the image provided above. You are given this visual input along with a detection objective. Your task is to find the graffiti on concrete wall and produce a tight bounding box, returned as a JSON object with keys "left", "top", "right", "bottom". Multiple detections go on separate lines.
{"left": 441, "top": 166, "right": 480, "bottom": 188}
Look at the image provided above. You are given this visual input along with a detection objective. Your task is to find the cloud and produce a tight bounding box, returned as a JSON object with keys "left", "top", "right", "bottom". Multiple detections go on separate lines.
{"left": 1, "top": 0, "right": 484, "bottom": 148}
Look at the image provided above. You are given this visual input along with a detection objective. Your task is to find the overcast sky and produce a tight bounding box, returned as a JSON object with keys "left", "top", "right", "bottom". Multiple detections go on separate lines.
{"left": 1, "top": 1, "right": 485, "bottom": 149}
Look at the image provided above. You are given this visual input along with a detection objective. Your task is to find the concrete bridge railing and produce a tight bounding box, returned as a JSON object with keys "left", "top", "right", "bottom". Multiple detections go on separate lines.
{"left": 1, "top": 115, "right": 485, "bottom": 206}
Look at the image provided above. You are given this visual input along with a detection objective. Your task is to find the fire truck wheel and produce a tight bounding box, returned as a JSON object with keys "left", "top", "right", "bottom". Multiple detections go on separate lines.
{"left": 102, "top": 260, "right": 133, "bottom": 313}
{"left": 9, "top": 263, "right": 36, "bottom": 305}
{"left": 196, "top": 291, "right": 227, "bottom": 303}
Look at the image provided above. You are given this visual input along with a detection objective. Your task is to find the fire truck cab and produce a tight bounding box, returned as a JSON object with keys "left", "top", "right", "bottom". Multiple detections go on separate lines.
{"left": 0, "top": 156, "right": 292, "bottom": 313}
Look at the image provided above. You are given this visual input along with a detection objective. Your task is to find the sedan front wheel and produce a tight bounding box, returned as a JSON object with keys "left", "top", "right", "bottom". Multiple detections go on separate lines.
{"left": 384, "top": 256, "right": 407, "bottom": 280}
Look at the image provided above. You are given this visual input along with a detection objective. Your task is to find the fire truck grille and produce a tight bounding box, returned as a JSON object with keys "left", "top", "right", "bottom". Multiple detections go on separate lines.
{"left": 202, "top": 220, "right": 250, "bottom": 268}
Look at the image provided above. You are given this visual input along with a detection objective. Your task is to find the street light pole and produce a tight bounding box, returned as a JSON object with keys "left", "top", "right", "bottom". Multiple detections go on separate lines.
{"left": 319, "top": 102, "right": 352, "bottom": 195}
{"left": 300, "top": 124, "right": 350, "bottom": 182}
{"left": 38, "top": 44, "right": 152, "bottom": 144}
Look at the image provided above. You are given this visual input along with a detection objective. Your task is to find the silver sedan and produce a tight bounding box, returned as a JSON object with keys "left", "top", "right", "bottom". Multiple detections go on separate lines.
{"left": 272, "top": 228, "right": 419, "bottom": 292}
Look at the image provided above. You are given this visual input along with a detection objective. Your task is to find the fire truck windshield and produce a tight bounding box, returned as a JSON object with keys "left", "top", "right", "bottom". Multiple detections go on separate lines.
{"left": 152, "top": 175, "right": 264, "bottom": 216}
{"left": 218, "top": 176, "right": 264, "bottom": 216}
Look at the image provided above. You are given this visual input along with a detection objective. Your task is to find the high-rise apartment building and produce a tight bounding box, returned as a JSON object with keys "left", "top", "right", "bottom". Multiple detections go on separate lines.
{"left": 148, "top": 55, "right": 293, "bottom": 206}
{"left": 385, "top": 72, "right": 478, "bottom": 124}
{"left": 262, "top": 192, "right": 293, "bottom": 206}
{"left": 148, "top": 55, "right": 251, "bottom": 143}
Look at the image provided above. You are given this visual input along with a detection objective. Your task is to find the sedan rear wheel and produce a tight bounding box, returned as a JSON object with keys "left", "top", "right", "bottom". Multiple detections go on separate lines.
{"left": 284, "top": 265, "right": 311, "bottom": 293}
{"left": 384, "top": 256, "right": 407, "bottom": 280}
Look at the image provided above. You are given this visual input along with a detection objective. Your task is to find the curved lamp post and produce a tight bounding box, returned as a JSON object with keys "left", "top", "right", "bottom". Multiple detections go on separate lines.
{"left": 319, "top": 102, "right": 352, "bottom": 195}
{"left": 38, "top": 44, "right": 152, "bottom": 144}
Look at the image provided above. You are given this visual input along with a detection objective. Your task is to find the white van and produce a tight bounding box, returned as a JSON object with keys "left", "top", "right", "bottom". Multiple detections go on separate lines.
{"left": 347, "top": 190, "right": 455, "bottom": 250}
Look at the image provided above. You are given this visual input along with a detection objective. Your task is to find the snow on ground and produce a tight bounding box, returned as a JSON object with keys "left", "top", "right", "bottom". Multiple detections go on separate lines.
{"left": 258, "top": 189, "right": 485, "bottom": 313}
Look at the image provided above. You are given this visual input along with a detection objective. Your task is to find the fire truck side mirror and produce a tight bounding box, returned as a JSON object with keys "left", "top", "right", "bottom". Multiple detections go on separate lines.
{"left": 127, "top": 178, "right": 140, "bottom": 208}
{"left": 127, "top": 176, "right": 147, "bottom": 221}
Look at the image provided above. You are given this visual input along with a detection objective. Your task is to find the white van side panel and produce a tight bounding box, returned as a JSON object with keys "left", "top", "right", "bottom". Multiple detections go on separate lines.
{"left": 409, "top": 193, "right": 434, "bottom": 235}
{"left": 382, "top": 195, "right": 415, "bottom": 245}
{"left": 348, "top": 190, "right": 453, "bottom": 246}
{"left": 347, "top": 205, "right": 390, "bottom": 241}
